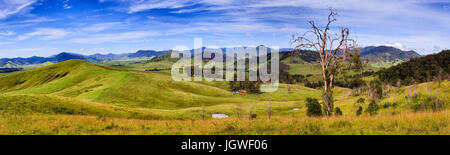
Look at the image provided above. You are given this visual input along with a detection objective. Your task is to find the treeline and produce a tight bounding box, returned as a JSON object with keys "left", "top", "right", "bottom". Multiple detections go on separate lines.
{"left": 304, "top": 77, "right": 365, "bottom": 89}
{"left": 279, "top": 63, "right": 312, "bottom": 84}
{"left": 229, "top": 72, "right": 262, "bottom": 94}
{"left": 0, "top": 68, "right": 23, "bottom": 73}
{"left": 280, "top": 49, "right": 320, "bottom": 63}
{"left": 378, "top": 50, "right": 449, "bottom": 86}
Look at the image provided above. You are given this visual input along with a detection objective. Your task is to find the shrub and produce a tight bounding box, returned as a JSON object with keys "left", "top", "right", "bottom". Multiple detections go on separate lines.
{"left": 334, "top": 107, "right": 343, "bottom": 116}
{"left": 305, "top": 81, "right": 323, "bottom": 89}
{"left": 356, "top": 98, "right": 365, "bottom": 104}
{"left": 381, "top": 102, "right": 398, "bottom": 108}
{"left": 369, "top": 80, "right": 383, "bottom": 99}
{"left": 306, "top": 98, "right": 322, "bottom": 117}
{"left": 365, "top": 100, "right": 379, "bottom": 116}
{"left": 410, "top": 93, "right": 447, "bottom": 112}
{"left": 250, "top": 114, "right": 257, "bottom": 119}
{"left": 356, "top": 106, "right": 363, "bottom": 116}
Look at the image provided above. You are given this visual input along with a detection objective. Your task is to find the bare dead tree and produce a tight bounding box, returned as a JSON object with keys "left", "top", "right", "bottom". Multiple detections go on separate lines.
{"left": 396, "top": 79, "right": 402, "bottom": 88}
{"left": 436, "top": 70, "right": 443, "bottom": 87}
{"left": 291, "top": 9, "right": 360, "bottom": 116}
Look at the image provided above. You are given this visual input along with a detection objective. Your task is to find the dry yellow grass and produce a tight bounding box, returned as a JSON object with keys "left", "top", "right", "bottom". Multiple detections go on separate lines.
{"left": 0, "top": 110, "right": 447, "bottom": 135}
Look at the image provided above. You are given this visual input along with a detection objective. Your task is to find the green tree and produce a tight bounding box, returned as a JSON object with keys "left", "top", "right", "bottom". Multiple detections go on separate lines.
{"left": 306, "top": 98, "right": 322, "bottom": 117}
{"left": 366, "top": 100, "right": 379, "bottom": 116}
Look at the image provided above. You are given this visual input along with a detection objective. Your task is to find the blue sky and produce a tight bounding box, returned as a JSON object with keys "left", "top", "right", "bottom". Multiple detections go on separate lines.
{"left": 0, "top": 0, "right": 449, "bottom": 58}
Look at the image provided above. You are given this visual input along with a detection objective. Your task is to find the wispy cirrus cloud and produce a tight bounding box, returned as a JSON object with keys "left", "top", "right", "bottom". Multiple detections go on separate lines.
{"left": 100, "top": 0, "right": 195, "bottom": 13}
{"left": 69, "top": 30, "right": 160, "bottom": 44}
{"left": 81, "top": 22, "right": 122, "bottom": 32}
{"left": 17, "top": 28, "right": 69, "bottom": 41}
{"left": 0, "top": 30, "right": 14, "bottom": 36}
{"left": 0, "top": 0, "right": 37, "bottom": 19}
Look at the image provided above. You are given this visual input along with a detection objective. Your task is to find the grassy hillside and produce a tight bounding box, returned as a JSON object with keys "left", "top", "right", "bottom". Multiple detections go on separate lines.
{"left": 0, "top": 59, "right": 448, "bottom": 135}
{"left": 0, "top": 59, "right": 251, "bottom": 109}
{"left": 361, "top": 46, "right": 421, "bottom": 68}
{"left": 378, "top": 50, "right": 449, "bottom": 85}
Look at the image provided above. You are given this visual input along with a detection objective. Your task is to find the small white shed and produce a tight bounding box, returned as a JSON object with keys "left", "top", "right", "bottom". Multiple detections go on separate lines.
{"left": 211, "top": 114, "right": 229, "bottom": 119}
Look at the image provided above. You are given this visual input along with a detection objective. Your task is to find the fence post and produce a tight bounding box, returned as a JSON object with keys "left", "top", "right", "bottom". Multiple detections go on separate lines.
{"left": 268, "top": 98, "right": 272, "bottom": 120}
{"left": 201, "top": 103, "right": 205, "bottom": 120}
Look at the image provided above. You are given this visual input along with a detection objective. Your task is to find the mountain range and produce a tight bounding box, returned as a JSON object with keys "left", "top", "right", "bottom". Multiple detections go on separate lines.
{"left": 0, "top": 46, "right": 421, "bottom": 68}
{"left": 0, "top": 50, "right": 167, "bottom": 67}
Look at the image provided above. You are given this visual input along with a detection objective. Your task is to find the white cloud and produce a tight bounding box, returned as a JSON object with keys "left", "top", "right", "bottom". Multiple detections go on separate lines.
{"left": 17, "top": 28, "right": 69, "bottom": 40}
{"left": 17, "top": 17, "right": 57, "bottom": 23}
{"left": 372, "top": 43, "right": 406, "bottom": 50}
{"left": 0, "top": 0, "right": 37, "bottom": 19}
{"left": 172, "top": 45, "right": 189, "bottom": 51}
{"left": 127, "top": 0, "right": 192, "bottom": 13}
{"left": 82, "top": 22, "right": 122, "bottom": 32}
{"left": 69, "top": 31, "right": 160, "bottom": 44}
{"left": 62, "top": 0, "right": 72, "bottom": 9}
{"left": 63, "top": 4, "right": 72, "bottom": 9}
{"left": 0, "top": 30, "right": 15, "bottom": 36}
{"left": 101, "top": 0, "right": 194, "bottom": 13}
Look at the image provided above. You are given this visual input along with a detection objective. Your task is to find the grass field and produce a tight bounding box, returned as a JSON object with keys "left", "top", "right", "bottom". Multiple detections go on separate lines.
{"left": 0, "top": 72, "right": 12, "bottom": 77}
{"left": 0, "top": 111, "right": 447, "bottom": 135}
{"left": 0, "top": 59, "right": 448, "bottom": 135}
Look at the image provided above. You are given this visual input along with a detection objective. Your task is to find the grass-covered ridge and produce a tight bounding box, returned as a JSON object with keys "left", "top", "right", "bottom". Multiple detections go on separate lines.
{"left": 0, "top": 59, "right": 250, "bottom": 109}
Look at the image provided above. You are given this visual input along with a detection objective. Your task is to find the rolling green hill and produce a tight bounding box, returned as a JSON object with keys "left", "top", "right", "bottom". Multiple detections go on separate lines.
{"left": 378, "top": 50, "right": 449, "bottom": 85}
{"left": 0, "top": 59, "right": 250, "bottom": 110}
{"left": 360, "top": 46, "right": 421, "bottom": 68}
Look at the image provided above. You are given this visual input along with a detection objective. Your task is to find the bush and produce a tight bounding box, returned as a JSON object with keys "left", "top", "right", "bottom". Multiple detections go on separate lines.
{"left": 410, "top": 93, "right": 447, "bottom": 112}
{"left": 334, "top": 107, "right": 343, "bottom": 116}
{"left": 305, "top": 81, "right": 323, "bottom": 89}
{"left": 381, "top": 102, "right": 398, "bottom": 108}
{"left": 349, "top": 77, "right": 366, "bottom": 89}
{"left": 229, "top": 80, "right": 261, "bottom": 94}
{"left": 356, "top": 98, "right": 365, "bottom": 104}
{"left": 356, "top": 106, "right": 363, "bottom": 116}
{"left": 369, "top": 80, "right": 383, "bottom": 99}
{"left": 306, "top": 98, "right": 322, "bottom": 117}
{"left": 365, "top": 100, "right": 379, "bottom": 116}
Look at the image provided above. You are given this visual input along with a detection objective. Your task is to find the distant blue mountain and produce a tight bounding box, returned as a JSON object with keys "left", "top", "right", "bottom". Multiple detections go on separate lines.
{"left": 0, "top": 46, "right": 329, "bottom": 67}
{"left": 0, "top": 50, "right": 168, "bottom": 67}
{"left": 52, "top": 52, "right": 87, "bottom": 62}
{"left": 128, "top": 50, "right": 167, "bottom": 58}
